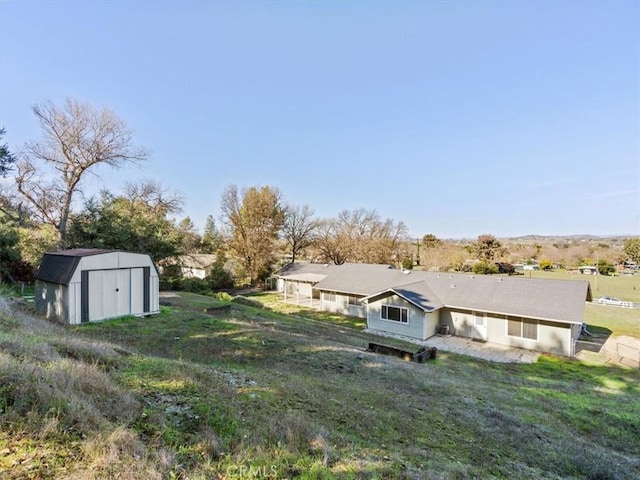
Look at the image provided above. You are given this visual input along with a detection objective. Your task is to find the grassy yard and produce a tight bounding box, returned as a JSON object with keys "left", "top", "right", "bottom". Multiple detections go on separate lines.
{"left": 1, "top": 292, "right": 639, "bottom": 479}
{"left": 527, "top": 269, "right": 640, "bottom": 302}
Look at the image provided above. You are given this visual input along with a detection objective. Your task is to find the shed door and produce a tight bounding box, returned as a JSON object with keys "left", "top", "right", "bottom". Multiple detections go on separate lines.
{"left": 88, "top": 269, "right": 131, "bottom": 321}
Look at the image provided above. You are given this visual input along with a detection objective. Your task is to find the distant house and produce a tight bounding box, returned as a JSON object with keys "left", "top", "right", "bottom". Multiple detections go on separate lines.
{"left": 578, "top": 266, "right": 598, "bottom": 275}
{"left": 173, "top": 254, "right": 219, "bottom": 279}
{"left": 34, "top": 249, "right": 160, "bottom": 325}
{"left": 274, "top": 263, "right": 591, "bottom": 357}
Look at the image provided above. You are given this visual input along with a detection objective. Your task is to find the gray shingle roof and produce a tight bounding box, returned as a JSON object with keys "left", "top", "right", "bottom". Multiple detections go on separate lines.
{"left": 277, "top": 263, "right": 591, "bottom": 325}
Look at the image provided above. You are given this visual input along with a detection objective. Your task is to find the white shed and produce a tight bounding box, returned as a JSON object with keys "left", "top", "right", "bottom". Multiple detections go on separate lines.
{"left": 34, "top": 249, "right": 160, "bottom": 325}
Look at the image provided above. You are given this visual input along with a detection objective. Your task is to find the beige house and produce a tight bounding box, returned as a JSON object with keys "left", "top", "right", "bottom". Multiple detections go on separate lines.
{"left": 274, "top": 264, "right": 591, "bottom": 357}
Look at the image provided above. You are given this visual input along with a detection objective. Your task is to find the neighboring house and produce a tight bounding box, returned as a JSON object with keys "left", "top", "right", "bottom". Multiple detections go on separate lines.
{"left": 35, "top": 249, "right": 160, "bottom": 325}
{"left": 173, "top": 254, "right": 219, "bottom": 279}
{"left": 274, "top": 263, "right": 591, "bottom": 357}
{"left": 578, "top": 266, "right": 598, "bottom": 275}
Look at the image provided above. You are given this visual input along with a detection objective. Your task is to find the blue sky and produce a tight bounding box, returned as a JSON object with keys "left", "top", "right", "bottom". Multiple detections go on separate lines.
{"left": 1, "top": 0, "right": 638, "bottom": 238}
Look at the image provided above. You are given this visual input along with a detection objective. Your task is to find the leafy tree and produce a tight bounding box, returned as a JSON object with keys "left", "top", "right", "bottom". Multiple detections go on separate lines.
{"left": 0, "top": 212, "right": 20, "bottom": 281}
{"left": 624, "top": 238, "right": 640, "bottom": 263}
{"left": 597, "top": 259, "right": 616, "bottom": 276}
{"left": 67, "top": 189, "right": 183, "bottom": 261}
{"left": 422, "top": 233, "right": 443, "bottom": 249}
{"left": 220, "top": 185, "right": 284, "bottom": 284}
{"left": 473, "top": 234, "right": 506, "bottom": 262}
{"left": 14, "top": 98, "right": 148, "bottom": 246}
{"left": 177, "top": 217, "right": 201, "bottom": 254}
{"left": 0, "top": 128, "right": 16, "bottom": 177}
{"left": 401, "top": 257, "right": 414, "bottom": 270}
{"left": 201, "top": 215, "right": 223, "bottom": 254}
{"left": 282, "top": 204, "right": 316, "bottom": 263}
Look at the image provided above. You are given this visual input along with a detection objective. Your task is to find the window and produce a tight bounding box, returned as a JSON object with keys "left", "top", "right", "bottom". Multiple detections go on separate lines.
{"left": 348, "top": 295, "right": 363, "bottom": 307}
{"left": 381, "top": 305, "right": 408, "bottom": 323}
{"left": 507, "top": 316, "right": 538, "bottom": 340}
{"left": 323, "top": 291, "right": 336, "bottom": 303}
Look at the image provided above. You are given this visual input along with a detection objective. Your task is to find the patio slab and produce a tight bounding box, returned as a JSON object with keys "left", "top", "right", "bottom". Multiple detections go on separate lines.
{"left": 364, "top": 329, "right": 541, "bottom": 364}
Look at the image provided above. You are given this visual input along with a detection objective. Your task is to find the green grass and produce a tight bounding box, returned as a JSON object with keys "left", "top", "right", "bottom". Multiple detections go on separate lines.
{"left": 1, "top": 292, "right": 639, "bottom": 479}
{"left": 583, "top": 303, "right": 639, "bottom": 338}
{"left": 527, "top": 269, "right": 640, "bottom": 302}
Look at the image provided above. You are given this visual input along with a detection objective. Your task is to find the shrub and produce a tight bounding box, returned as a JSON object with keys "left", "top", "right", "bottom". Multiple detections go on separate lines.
{"left": 233, "top": 296, "right": 264, "bottom": 308}
{"left": 540, "top": 259, "right": 554, "bottom": 271}
{"left": 205, "top": 267, "right": 234, "bottom": 290}
{"left": 473, "top": 262, "right": 499, "bottom": 275}
{"left": 401, "top": 257, "right": 414, "bottom": 270}
{"left": 214, "top": 292, "right": 234, "bottom": 302}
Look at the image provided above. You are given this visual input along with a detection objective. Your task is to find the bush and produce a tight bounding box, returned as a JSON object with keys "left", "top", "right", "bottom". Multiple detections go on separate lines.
{"left": 540, "top": 259, "right": 554, "bottom": 271}
{"left": 597, "top": 259, "right": 616, "bottom": 276}
{"left": 233, "top": 296, "right": 264, "bottom": 308}
{"left": 473, "top": 262, "right": 499, "bottom": 275}
{"left": 205, "top": 267, "right": 234, "bottom": 290}
{"left": 495, "top": 262, "right": 515, "bottom": 274}
{"left": 214, "top": 292, "right": 235, "bottom": 302}
{"left": 401, "top": 257, "right": 414, "bottom": 270}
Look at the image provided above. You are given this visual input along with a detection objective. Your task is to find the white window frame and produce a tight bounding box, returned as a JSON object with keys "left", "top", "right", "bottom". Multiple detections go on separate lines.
{"left": 381, "top": 305, "right": 408, "bottom": 324}
{"left": 506, "top": 316, "right": 538, "bottom": 341}
{"left": 348, "top": 295, "right": 363, "bottom": 308}
{"left": 323, "top": 291, "right": 336, "bottom": 303}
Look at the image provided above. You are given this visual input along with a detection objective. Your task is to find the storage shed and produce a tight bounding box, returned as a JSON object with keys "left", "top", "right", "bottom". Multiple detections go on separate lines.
{"left": 35, "top": 249, "right": 160, "bottom": 325}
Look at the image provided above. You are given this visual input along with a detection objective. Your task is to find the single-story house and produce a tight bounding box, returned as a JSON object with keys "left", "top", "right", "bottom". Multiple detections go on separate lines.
{"left": 172, "top": 254, "right": 219, "bottom": 279}
{"left": 274, "top": 263, "right": 592, "bottom": 357}
{"left": 35, "top": 249, "right": 160, "bottom": 325}
{"left": 578, "top": 265, "right": 598, "bottom": 275}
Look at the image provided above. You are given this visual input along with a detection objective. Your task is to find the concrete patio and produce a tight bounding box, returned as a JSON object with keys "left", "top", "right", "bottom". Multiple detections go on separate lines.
{"left": 365, "top": 329, "right": 541, "bottom": 363}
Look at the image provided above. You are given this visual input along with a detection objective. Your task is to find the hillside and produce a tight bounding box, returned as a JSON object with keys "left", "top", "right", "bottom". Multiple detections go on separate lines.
{"left": 1, "top": 293, "right": 639, "bottom": 479}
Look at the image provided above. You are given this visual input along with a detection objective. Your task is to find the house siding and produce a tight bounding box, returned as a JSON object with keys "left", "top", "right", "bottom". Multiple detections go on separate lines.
{"left": 440, "top": 307, "right": 574, "bottom": 356}
{"left": 366, "top": 294, "right": 426, "bottom": 340}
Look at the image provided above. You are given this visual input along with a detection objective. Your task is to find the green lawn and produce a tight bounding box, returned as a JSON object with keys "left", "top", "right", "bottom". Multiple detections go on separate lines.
{"left": 527, "top": 269, "right": 640, "bottom": 302}
{"left": 1, "top": 292, "right": 639, "bottom": 479}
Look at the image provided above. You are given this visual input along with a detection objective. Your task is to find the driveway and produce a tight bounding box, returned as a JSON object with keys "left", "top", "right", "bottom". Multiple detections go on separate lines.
{"left": 365, "top": 329, "right": 540, "bottom": 364}
{"left": 576, "top": 335, "right": 640, "bottom": 368}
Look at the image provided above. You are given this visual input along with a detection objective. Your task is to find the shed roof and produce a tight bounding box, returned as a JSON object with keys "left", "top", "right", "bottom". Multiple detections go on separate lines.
{"left": 34, "top": 249, "right": 144, "bottom": 285}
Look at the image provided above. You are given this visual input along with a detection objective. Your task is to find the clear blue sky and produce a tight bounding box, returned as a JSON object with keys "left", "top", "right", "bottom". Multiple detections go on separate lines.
{"left": 1, "top": 0, "right": 638, "bottom": 238}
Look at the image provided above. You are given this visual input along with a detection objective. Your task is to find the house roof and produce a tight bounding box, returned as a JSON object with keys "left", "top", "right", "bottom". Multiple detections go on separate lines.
{"left": 35, "top": 248, "right": 114, "bottom": 284}
{"left": 278, "top": 263, "right": 591, "bottom": 325}
{"left": 174, "top": 254, "right": 218, "bottom": 270}
{"left": 312, "top": 263, "right": 407, "bottom": 296}
{"left": 362, "top": 272, "right": 591, "bottom": 325}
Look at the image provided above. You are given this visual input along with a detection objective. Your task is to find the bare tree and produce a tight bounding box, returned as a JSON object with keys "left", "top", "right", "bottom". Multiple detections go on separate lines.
{"left": 314, "top": 218, "right": 349, "bottom": 265}
{"left": 14, "top": 98, "right": 148, "bottom": 245}
{"left": 220, "top": 184, "right": 284, "bottom": 284}
{"left": 315, "top": 208, "right": 407, "bottom": 265}
{"left": 123, "top": 179, "right": 183, "bottom": 215}
{"left": 282, "top": 204, "right": 317, "bottom": 263}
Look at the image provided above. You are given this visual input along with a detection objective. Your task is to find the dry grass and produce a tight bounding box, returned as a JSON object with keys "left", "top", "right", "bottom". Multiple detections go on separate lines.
{"left": 1, "top": 292, "right": 639, "bottom": 479}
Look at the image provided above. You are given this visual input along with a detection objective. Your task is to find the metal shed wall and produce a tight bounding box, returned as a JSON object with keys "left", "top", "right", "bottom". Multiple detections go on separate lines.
{"left": 35, "top": 250, "right": 160, "bottom": 325}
